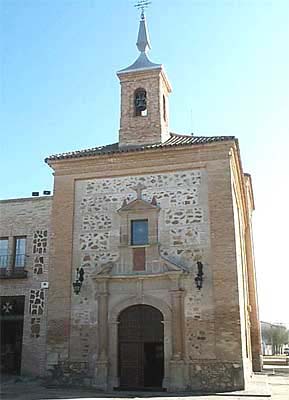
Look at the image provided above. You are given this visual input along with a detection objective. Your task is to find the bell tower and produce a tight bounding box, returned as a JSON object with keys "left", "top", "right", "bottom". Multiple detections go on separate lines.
{"left": 117, "top": 10, "right": 172, "bottom": 148}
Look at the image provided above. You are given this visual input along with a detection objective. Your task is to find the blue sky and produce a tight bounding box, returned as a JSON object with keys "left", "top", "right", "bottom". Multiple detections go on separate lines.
{"left": 1, "top": 1, "right": 289, "bottom": 327}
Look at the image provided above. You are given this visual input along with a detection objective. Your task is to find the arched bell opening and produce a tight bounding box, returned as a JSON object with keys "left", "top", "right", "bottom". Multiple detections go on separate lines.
{"left": 118, "top": 304, "right": 164, "bottom": 389}
{"left": 134, "top": 88, "right": 147, "bottom": 117}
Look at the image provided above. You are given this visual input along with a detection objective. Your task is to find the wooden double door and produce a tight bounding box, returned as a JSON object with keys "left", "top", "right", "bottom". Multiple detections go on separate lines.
{"left": 118, "top": 305, "right": 164, "bottom": 389}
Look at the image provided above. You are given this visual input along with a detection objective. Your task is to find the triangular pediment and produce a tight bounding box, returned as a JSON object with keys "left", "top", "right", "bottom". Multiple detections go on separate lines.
{"left": 118, "top": 198, "right": 159, "bottom": 213}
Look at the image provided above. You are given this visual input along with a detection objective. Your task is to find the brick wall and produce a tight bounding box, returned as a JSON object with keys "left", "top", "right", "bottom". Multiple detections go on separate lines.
{"left": 118, "top": 68, "right": 171, "bottom": 146}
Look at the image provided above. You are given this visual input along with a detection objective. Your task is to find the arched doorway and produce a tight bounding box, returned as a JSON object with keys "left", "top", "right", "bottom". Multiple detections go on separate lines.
{"left": 118, "top": 305, "right": 164, "bottom": 389}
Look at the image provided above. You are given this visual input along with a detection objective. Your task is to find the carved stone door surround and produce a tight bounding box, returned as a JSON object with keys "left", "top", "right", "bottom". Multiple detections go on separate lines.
{"left": 92, "top": 267, "right": 187, "bottom": 390}
{"left": 107, "top": 292, "right": 173, "bottom": 390}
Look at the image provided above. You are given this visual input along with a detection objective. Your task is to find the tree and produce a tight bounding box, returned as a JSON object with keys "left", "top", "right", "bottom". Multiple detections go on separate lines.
{"left": 261, "top": 323, "right": 289, "bottom": 355}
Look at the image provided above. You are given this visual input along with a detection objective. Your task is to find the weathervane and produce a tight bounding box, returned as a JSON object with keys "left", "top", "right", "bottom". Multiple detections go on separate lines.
{"left": 134, "top": 0, "right": 151, "bottom": 18}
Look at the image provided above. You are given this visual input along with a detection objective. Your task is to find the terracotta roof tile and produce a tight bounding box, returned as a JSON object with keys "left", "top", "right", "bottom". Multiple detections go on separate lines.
{"left": 45, "top": 133, "right": 235, "bottom": 163}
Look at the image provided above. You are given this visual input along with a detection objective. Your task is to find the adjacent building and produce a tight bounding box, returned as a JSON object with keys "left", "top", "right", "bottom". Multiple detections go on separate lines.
{"left": 0, "top": 197, "right": 51, "bottom": 376}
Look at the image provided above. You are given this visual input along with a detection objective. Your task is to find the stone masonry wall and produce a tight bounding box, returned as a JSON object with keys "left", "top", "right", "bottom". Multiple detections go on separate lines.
{"left": 73, "top": 169, "right": 209, "bottom": 279}
{"left": 0, "top": 197, "right": 52, "bottom": 376}
{"left": 69, "top": 169, "right": 214, "bottom": 374}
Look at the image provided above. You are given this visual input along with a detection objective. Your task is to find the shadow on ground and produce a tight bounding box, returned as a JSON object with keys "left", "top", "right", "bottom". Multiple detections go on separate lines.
{"left": 0, "top": 372, "right": 278, "bottom": 400}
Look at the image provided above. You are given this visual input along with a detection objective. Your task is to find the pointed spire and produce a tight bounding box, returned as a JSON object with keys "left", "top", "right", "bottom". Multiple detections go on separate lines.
{"left": 136, "top": 11, "right": 151, "bottom": 53}
{"left": 118, "top": 10, "right": 161, "bottom": 74}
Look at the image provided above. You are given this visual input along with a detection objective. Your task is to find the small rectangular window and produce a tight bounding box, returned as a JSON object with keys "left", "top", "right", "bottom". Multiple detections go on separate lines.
{"left": 0, "top": 238, "right": 9, "bottom": 269}
{"left": 14, "top": 237, "right": 26, "bottom": 268}
{"left": 131, "top": 220, "right": 148, "bottom": 246}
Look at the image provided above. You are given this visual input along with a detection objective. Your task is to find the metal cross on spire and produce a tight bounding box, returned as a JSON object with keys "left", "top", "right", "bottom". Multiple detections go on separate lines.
{"left": 134, "top": 0, "right": 151, "bottom": 19}
{"left": 134, "top": 0, "right": 152, "bottom": 53}
{"left": 118, "top": 0, "right": 160, "bottom": 73}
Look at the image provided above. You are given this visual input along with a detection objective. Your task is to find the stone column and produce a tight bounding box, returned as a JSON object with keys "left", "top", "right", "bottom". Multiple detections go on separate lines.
{"left": 108, "top": 320, "right": 120, "bottom": 390}
{"left": 170, "top": 289, "right": 185, "bottom": 360}
{"left": 162, "top": 319, "right": 172, "bottom": 391}
{"left": 94, "top": 279, "right": 109, "bottom": 389}
{"left": 97, "top": 289, "right": 108, "bottom": 359}
{"left": 169, "top": 287, "right": 187, "bottom": 391}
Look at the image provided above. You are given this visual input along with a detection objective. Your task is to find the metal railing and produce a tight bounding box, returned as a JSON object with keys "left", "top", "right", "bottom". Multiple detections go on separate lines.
{"left": 0, "top": 254, "right": 27, "bottom": 277}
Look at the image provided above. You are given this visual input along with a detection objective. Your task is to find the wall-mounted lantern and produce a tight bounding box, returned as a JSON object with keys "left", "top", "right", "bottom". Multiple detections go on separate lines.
{"left": 72, "top": 267, "right": 84, "bottom": 295}
{"left": 195, "top": 261, "right": 204, "bottom": 290}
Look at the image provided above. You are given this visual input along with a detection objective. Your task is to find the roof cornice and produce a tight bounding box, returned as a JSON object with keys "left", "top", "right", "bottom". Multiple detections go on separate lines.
{"left": 45, "top": 134, "right": 236, "bottom": 166}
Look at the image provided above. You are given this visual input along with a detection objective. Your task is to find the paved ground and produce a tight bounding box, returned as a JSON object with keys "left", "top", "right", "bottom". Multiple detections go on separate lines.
{"left": 0, "top": 371, "right": 288, "bottom": 400}
{"left": 266, "top": 374, "right": 289, "bottom": 400}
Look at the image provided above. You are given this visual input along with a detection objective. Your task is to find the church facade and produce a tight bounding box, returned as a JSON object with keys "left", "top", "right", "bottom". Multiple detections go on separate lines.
{"left": 0, "top": 12, "right": 262, "bottom": 392}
